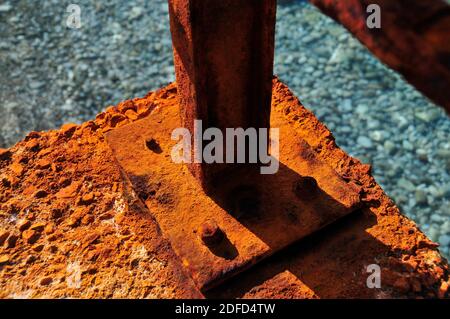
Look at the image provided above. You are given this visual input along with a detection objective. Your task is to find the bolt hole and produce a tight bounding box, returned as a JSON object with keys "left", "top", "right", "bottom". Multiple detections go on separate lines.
{"left": 145, "top": 138, "right": 163, "bottom": 154}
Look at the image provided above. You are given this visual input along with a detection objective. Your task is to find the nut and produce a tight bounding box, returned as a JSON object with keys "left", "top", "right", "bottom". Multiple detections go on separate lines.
{"left": 200, "top": 220, "right": 224, "bottom": 246}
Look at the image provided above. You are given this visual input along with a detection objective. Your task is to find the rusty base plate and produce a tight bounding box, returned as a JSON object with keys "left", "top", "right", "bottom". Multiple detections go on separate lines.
{"left": 105, "top": 102, "right": 361, "bottom": 291}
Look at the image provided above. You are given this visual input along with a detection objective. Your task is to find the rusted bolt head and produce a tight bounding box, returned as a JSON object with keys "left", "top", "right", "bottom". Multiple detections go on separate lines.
{"left": 200, "top": 220, "right": 224, "bottom": 246}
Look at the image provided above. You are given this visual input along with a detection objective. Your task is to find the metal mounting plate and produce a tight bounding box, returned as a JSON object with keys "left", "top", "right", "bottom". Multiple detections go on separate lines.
{"left": 105, "top": 102, "right": 361, "bottom": 291}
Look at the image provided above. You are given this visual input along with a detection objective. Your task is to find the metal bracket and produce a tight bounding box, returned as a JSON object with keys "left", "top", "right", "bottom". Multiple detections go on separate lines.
{"left": 105, "top": 100, "right": 361, "bottom": 291}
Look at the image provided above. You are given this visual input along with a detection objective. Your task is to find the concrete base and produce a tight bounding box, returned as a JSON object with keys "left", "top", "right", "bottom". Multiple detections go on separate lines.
{"left": 0, "top": 79, "right": 448, "bottom": 298}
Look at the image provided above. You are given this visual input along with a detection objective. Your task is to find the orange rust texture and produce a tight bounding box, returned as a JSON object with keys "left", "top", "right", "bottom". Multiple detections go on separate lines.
{"left": 0, "top": 79, "right": 449, "bottom": 298}
{"left": 0, "top": 101, "right": 201, "bottom": 298}
{"left": 210, "top": 80, "right": 450, "bottom": 299}
{"left": 168, "top": 0, "right": 277, "bottom": 188}
{"left": 310, "top": 0, "right": 450, "bottom": 113}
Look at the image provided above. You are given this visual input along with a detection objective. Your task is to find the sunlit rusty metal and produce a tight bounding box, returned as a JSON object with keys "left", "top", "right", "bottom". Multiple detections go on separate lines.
{"left": 168, "top": 0, "right": 277, "bottom": 189}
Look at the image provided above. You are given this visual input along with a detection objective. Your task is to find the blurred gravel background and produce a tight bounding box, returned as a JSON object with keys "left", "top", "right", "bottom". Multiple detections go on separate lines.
{"left": 0, "top": 0, "right": 449, "bottom": 258}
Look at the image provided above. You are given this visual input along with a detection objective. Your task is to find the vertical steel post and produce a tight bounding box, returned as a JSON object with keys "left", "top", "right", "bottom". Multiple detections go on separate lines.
{"left": 168, "top": 0, "right": 277, "bottom": 190}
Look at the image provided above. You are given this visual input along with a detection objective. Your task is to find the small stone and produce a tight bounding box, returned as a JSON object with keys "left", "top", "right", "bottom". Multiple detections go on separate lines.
{"left": 428, "top": 227, "right": 440, "bottom": 242}
{"left": 369, "top": 131, "right": 384, "bottom": 142}
{"left": 119, "top": 234, "right": 132, "bottom": 242}
{"left": 328, "top": 45, "right": 349, "bottom": 64}
{"left": 355, "top": 104, "right": 369, "bottom": 114}
{"left": 0, "top": 3, "right": 12, "bottom": 12}
{"left": 416, "top": 149, "right": 428, "bottom": 162}
{"left": 415, "top": 190, "right": 428, "bottom": 206}
{"left": 431, "top": 215, "right": 442, "bottom": 223}
{"left": 99, "top": 212, "right": 114, "bottom": 220}
{"left": 0, "top": 255, "right": 10, "bottom": 265}
{"left": 17, "top": 219, "right": 31, "bottom": 232}
{"left": 39, "top": 277, "right": 53, "bottom": 286}
{"left": 341, "top": 99, "right": 352, "bottom": 112}
{"left": 415, "top": 111, "right": 440, "bottom": 123}
{"left": 114, "top": 211, "right": 126, "bottom": 224}
{"left": 442, "top": 184, "right": 450, "bottom": 197}
{"left": 23, "top": 185, "right": 37, "bottom": 196}
{"left": 397, "top": 178, "right": 416, "bottom": 192}
{"left": 437, "top": 149, "right": 450, "bottom": 159}
{"left": 439, "top": 235, "right": 450, "bottom": 247}
{"left": 402, "top": 140, "right": 413, "bottom": 151}
{"left": 357, "top": 136, "right": 373, "bottom": 148}
{"left": 22, "top": 229, "right": 40, "bottom": 244}
{"left": 136, "top": 102, "right": 152, "bottom": 115}
{"left": 441, "top": 221, "right": 450, "bottom": 234}
{"left": 383, "top": 140, "right": 396, "bottom": 155}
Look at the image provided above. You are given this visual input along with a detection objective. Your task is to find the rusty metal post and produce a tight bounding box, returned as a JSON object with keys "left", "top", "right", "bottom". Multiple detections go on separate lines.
{"left": 168, "top": 0, "right": 277, "bottom": 190}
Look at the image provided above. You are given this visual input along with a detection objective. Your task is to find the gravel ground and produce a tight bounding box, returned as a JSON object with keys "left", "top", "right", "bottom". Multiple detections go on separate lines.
{"left": 0, "top": 0, "right": 449, "bottom": 258}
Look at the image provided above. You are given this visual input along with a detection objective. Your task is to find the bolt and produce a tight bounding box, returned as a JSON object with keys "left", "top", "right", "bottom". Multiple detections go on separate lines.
{"left": 200, "top": 220, "right": 224, "bottom": 246}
